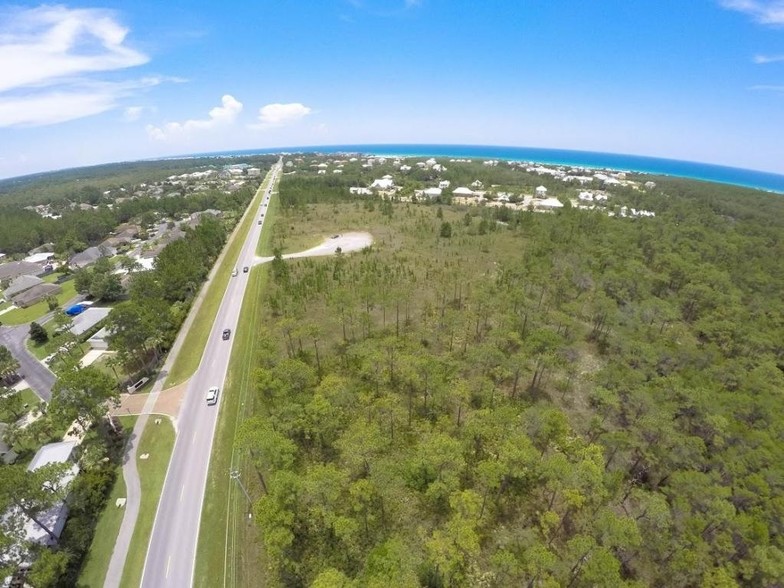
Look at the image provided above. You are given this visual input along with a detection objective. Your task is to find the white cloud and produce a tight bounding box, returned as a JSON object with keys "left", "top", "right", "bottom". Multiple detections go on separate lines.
{"left": 123, "top": 106, "right": 144, "bottom": 121}
{"left": 753, "top": 53, "right": 784, "bottom": 63}
{"left": 749, "top": 84, "right": 784, "bottom": 91}
{"left": 252, "top": 102, "right": 312, "bottom": 129}
{"left": 146, "top": 95, "right": 243, "bottom": 140}
{"left": 0, "top": 5, "right": 151, "bottom": 127}
{"left": 720, "top": 0, "right": 784, "bottom": 25}
{"left": 0, "top": 77, "right": 165, "bottom": 127}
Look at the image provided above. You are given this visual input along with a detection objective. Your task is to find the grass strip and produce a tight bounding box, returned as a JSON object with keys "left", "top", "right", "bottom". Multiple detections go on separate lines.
{"left": 119, "top": 416, "right": 176, "bottom": 588}
{"left": 76, "top": 415, "right": 137, "bottom": 587}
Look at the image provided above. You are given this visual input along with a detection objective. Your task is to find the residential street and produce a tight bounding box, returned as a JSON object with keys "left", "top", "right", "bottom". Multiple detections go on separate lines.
{"left": 0, "top": 324, "right": 55, "bottom": 402}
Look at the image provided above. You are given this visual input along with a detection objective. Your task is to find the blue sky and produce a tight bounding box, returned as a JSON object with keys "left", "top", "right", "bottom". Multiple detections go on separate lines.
{"left": 1, "top": 0, "right": 784, "bottom": 178}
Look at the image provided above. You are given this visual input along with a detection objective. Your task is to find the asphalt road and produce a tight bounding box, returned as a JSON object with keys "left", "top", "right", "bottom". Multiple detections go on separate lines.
{"left": 0, "top": 323, "right": 55, "bottom": 401}
{"left": 140, "top": 162, "right": 281, "bottom": 587}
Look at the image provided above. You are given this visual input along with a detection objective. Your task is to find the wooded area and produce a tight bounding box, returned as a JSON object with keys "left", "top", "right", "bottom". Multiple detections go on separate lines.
{"left": 237, "top": 167, "right": 784, "bottom": 586}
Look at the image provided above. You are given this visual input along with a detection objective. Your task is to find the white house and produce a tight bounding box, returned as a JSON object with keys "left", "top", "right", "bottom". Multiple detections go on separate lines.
{"left": 422, "top": 188, "right": 442, "bottom": 199}
{"left": 399, "top": 165, "right": 412, "bottom": 172}
{"left": 535, "top": 197, "right": 564, "bottom": 210}
{"left": 349, "top": 187, "right": 373, "bottom": 195}
{"left": 370, "top": 178, "right": 395, "bottom": 190}
{"left": 535, "top": 186, "right": 548, "bottom": 198}
{"left": 471, "top": 180, "right": 484, "bottom": 189}
{"left": 452, "top": 187, "right": 475, "bottom": 197}
{"left": 438, "top": 180, "right": 451, "bottom": 189}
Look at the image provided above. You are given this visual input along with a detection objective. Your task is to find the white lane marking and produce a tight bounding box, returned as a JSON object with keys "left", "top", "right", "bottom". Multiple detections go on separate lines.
{"left": 166, "top": 556, "right": 172, "bottom": 578}
{"left": 180, "top": 484, "right": 186, "bottom": 502}
{"left": 192, "top": 431, "right": 197, "bottom": 445}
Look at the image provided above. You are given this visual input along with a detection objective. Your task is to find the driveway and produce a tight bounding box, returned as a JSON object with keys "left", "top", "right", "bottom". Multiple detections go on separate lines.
{"left": 0, "top": 324, "right": 55, "bottom": 402}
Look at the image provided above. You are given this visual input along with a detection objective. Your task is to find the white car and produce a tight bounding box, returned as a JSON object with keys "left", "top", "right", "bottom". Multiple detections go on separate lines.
{"left": 232, "top": 268, "right": 238, "bottom": 277}
{"left": 206, "top": 386, "right": 220, "bottom": 406}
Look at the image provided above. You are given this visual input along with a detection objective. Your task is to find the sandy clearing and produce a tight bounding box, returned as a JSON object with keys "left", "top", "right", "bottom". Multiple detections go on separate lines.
{"left": 255, "top": 231, "right": 373, "bottom": 265}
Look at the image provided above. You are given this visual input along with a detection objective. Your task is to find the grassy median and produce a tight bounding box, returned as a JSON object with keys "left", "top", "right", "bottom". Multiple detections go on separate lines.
{"left": 194, "top": 175, "right": 278, "bottom": 588}
{"left": 164, "top": 170, "right": 274, "bottom": 388}
{"left": 119, "top": 416, "right": 176, "bottom": 588}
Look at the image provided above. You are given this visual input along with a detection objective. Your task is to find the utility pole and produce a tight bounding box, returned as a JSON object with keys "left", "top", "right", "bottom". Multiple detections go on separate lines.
{"left": 230, "top": 469, "right": 252, "bottom": 519}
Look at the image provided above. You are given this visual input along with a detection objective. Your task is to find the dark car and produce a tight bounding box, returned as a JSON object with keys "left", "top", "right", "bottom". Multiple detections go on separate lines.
{"left": 243, "top": 266, "right": 249, "bottom": 273}
{"left": 222, "top": 328, "right": 231, "bottom": 340}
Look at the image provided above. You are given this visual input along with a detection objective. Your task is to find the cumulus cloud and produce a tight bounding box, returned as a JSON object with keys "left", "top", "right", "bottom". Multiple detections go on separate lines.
{"left": 0, "top": 5, "right": 151, "bottom": 126}
{"left": 146, "top": 95, "right": 243, "bottom": 140}
{"left": 720, "top": 0, "right": 784, "bottom": 25}
{"left": 252, "top": 102, "right": 312, "bottom": 129}
{"left": 753, "top": 53, "right": 784, "bottom": 63}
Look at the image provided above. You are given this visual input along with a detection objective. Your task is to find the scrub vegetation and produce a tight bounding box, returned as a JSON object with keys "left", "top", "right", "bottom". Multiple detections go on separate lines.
{"left": 232, "top": 161, "right": 784, "bottom": 586}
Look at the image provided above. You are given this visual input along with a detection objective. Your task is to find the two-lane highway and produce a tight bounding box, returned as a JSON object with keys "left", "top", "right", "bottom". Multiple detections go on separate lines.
{"left": 140, "top": 161, "right": 280, "bottom": 587}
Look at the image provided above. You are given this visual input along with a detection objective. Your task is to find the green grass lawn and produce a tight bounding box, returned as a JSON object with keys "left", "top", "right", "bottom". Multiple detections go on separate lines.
{"left": 165, "top": 169, "right": 275, "bottom": 388}
{"left": 1, "top": 279, "right": 77, "bottom": 325}
{"left": 0, "top": 300, "right": 10, "bottom": 313}
{"left": 76, "top": 415, "right": 137, "bottom": 588}
{"left": 195, "top": 177, "right": 279, "bottom": 587}
{"left": 119, "top": 415, "right": 176, "bottom": 588}
{"left": 0, "top": 388, "right": 42, "bottom": 422}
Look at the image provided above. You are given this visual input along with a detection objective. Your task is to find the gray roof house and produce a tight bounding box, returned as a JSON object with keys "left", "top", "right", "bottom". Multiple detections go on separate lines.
{"left": 11, "top": 283, "right": 61, "bottom": 308}
{"left": 0, "top": 423, "right": 18, "bottom": 465}
{"left": 3, "top": 275, "right": 44, "bottom": 301}
{"left": 0, "top": 261, "right": 44, "bottom": 281}
{"left": 23, "top": 441, "right": 80, "bottom": 546}
{"left": 69, "top": 245, "right": 116, "bottom": 269}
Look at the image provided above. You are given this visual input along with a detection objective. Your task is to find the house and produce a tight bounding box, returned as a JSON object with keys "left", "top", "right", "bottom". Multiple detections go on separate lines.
{"left": 23, "top": 441, "right": 80, "bottom": 547}
{"left": 471, "top": 180, "right": 484, "bottom": 189}
{"left": 3, "top": 275, "right": 44, "bottom": 301}
{"left": 422, "top": 188, "right": 442, "bottom": 199}
{"left": 399, "top": 165, "right": 412, "bottom": 172}
{"left": 23, "top": 252, "right": 55, "bottom": 265}
{"left": 69, "top": 245, "right": 116, "bottom": 270}
{"left": 534, "top": 197, "right": 564, "bottom": 210}
{"left": 11, "top": 283, "right": 61, "bottom": 308}
{"left": 370, "top": 178, "right": 395, "bottom": 190}
{"left": 247, "top": 167, "right": 261, "bottom": 177}
{"left": 535, "top": 186, "right": 548, "bottom": 198}
{"left": 0, "top": 261, "right": 45, "bottom": 281}
{"left": 349, "top": 187, "right": 372, "bottom": 195}
{"left": 438, "top": 180, "right": 451, "bottom": 189}
{"left": 66, "top": 307, "right": 112, "bottom": 337}
{"left": 88, "top": 327, "right": 110, "bottom": 350}
{"left": 452, "top": 187, "right": 475, "bottom": 197}
{"left": 0, "top": 423, "right": 18, "bottom": 464}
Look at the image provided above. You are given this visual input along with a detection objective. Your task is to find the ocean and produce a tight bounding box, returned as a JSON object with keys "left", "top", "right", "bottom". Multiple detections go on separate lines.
{"left": 190, "top": 144, "right": 784, "bottom": 194}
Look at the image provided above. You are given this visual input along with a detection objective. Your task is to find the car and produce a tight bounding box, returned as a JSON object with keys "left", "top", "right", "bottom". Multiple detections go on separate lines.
{"left": 331, "top": 234, "right": 340, "bottom": 239}
{"left": 261, "top": 213, "right": 265, "bottom": 217}
{"left": 243, "top": 266, "right": 249, "bottom": 273}
{"left": 222, "top": 328, "right": 231, "bottom": 340}
{"left": 206, "top": 386, "right": 219, "bottom": 406}
{"left": 232, "top": 268, "right": 238, "bottom": 276}
{"left": 257, "top": 219, "right": 262, "bottom": 225}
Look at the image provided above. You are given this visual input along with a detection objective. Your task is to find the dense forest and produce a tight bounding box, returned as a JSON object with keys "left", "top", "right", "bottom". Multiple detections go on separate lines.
{"left": 237, "top": 164, "right": 784, "bottom": 586}
{"left": 0, "top": 155, "right": 277, "bottom": 205}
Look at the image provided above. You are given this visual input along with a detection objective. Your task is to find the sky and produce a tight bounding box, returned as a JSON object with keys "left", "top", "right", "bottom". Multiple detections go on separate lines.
{"left": 1, "top": 0, "right": 784, "bottom": 178}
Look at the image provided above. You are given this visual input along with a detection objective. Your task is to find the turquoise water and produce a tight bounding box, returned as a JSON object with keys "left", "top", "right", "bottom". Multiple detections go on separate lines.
{"left": 191, "top": 144, "right": 784, "bottom": 194}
